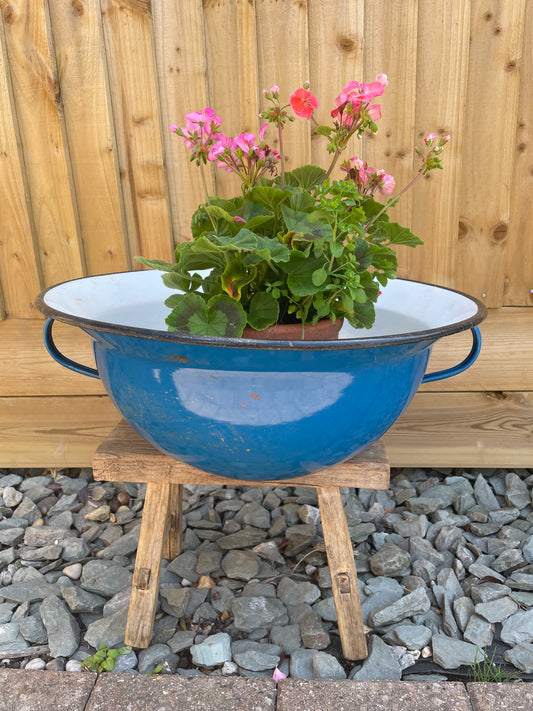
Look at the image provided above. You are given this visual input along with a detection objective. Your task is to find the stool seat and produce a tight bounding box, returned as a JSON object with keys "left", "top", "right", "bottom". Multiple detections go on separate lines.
{"left": 92, "top": 420, "right": 390, "bottom": 661}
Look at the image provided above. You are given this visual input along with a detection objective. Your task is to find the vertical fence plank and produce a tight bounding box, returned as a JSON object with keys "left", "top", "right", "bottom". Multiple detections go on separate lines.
{"left": 100, "top": 0, "right": 173, "bottom": 262}
{"left": 455, "top": 0, "right": 526, "bottom": 306}
{"left": 203, "top": 0, "right": 259, "bottom": 199}
{"left": 504, "top": 0, "right": 533, "bottom": 306}
{"left": 256, "top": 0, "right": 309, "bottom": 173}
{"left": 407, "top": 0, "right": 471, "bottom": 289}
{"left": 363, "top": 0, "right": 418, "bottom": 279}
{"left": 308, "top": 0, "right": 364, "bottom": 171}
{"left": 46, "top": 0, "right": 129, "bottom": 275}
{"left": 1, "top": 0, "right": 85, "bottom": 288}
{"left": 152, "top": 0, "right": 211, "bottom": 245}
{"left": 0, "top": 13, "right": 42, "bottom": 317}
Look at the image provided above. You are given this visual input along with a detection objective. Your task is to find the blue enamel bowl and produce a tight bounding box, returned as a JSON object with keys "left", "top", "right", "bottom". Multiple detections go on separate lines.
{"left": 37, "top": 271, "right": 486, "bottom": 480}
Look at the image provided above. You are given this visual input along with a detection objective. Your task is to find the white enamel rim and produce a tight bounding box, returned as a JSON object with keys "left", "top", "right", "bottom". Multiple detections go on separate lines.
{"left": 36, "top": 270, "right": 487, "bottom": 351}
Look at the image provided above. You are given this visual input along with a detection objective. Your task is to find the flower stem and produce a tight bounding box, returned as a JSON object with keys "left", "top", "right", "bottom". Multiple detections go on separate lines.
{"left": 200, "top": 162, "right": 217, "bottom": 231}
{"left": 365, "top": 169, "right": 423, "bottom": 231}
{"left": 278, "top": 118, "right": 285, "bottom": 189}
{"left": 324, "top": 147, "right": 342, "bottom": 181}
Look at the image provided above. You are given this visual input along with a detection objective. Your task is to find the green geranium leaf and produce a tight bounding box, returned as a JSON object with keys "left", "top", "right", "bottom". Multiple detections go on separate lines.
{"left": 288, "top": 188, "right": 317, "bottom": 213}
{"left": 330, "top": 241, "right": 344, "bottom": 258}
{"left": 286, "top": 165, "right": 326, "bottom": 190}
{"left": 249, "top": 186, "right": 291, "bottom": 213}
{"left": 217, "top": 230, "right": 291, "bottom": 263}
{"left": 206, "top": 294, "right": 247, "bottom": 336}
{"left": 378, "top": 221, "right": 424, "bottom": 247}
{"left": 247, "top": 292, "right": 279, "bottom": 330}
{"left": 312, "top": 267, "right": 328, "bottom": 286}
{"left": 162, "top": 271, "right": 189, "bottom": 290}
{"left": 221, "top": 257, "right": 255, "bottom": 299}
{"left": 280, "top": 205, "right": 333, "bottom": 241}
{"left": 134, "top": 256, "right": 176, "bottom": 272}
{"left": 166, "top": 293, "right": 206, "bottom": 331}
{"left": 166, "top": 292, "right": 246, "bottom": 337}
{"left": 283, "top": 253, "right": 328, "bottom": 296}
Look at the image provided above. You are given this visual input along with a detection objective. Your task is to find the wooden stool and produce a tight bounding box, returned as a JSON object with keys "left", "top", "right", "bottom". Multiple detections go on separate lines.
{"left": 92, "top": 420, "right": 390, "bottom": 661}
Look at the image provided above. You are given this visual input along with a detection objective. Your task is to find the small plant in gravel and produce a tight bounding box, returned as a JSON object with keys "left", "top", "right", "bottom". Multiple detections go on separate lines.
{"left": 82, "top": 643, "right": 132, "bottom": 674}
{"left": 469, "top": 647, "right": 523, "bottom": 683}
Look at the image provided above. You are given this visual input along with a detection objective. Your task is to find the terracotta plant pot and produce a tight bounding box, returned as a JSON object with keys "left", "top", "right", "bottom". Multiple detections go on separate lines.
{"left": 242, "top": 318, "right": 344, "bottom": 341}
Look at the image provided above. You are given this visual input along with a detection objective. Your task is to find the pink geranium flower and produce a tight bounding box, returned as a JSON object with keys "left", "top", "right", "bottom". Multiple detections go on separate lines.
{"left": 290, "top": 88, "right": 319, "bottom": 119}
{"left": 342, "top": 156, "right": 395, "bottom": 197}
{"left": 272, "top": 666, "right": 287, "bottom": 683}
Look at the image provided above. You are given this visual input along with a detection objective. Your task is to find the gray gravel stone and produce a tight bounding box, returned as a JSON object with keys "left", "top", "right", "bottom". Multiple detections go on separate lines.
{"left": 500, "top": 609, "right": 533, "bottom": 645}
{"left": 233, "top": 648, "right": 280, "bottom": 671}
{"left": 80, "top": 560, "right": 133, "bottom": 597}
{"left": 138, "top": 643, "right": 178, "bottom": 673}
{"left": 383, "top": 623, "right": 432, "bottom": 649}
{"left": 0, "top": 621, "right": 28, "bottom": 651}
{"left": 453, "top": 596, "right": 475, "bottom": 632}
{"left": 191, "top": 632, "right": 231, "bottom": 667}
{"left": 312, "top": 596, "right": 337, "bottom": 622}
{"left": 0, "top": 527, "right": 25, "bottom": 546}
{"left": 299, "top": 611, "right": 330, "bottom": 650}
{"left": 470, "top": 581, "right": 511, "bottom": 603}
{"left": 167, "top": 630, "right": 196, "bottom": 654}
{"left": 505, "top": 472, "right": 530, "bottom": 509}
{"left": 216, "top": 527, "right": 268, "bottom": 550}
{"left": 289, "top": 649, "right": 319, "bottom": 679}
{"left": 503, "top": 642, "right": 533, "bottom": 672}
{"left": 463, "top": 613, "right": 493, "bottom": 647}
{"left": 409, "top": 537, "right": 445, "bottom": 568}
{"left": 18, "top": 613, "right": 48, "bottom": 644}
{"left": 84, "top": 607, "right": 128, "bottom": 649}
{"left": 110, "top": 649, "right": 138, "bottom": 672}
{"left": 475, "top": 596, "right": 518, "bottom": 623}
{"left": 0, "top": 580, "right": 61, "bottom": 603}
{"left": 431, "top": 633, "right": 479, "bottom": 669}
{"left": 349, "top": 635, "right": 402, "bottom": 681}
{"left": 368, "top": 543, "right": 411, "bottom": 577}
{"left": 38, "top": 594, "right": 80, "bottom": 657}
{"left": 232, "top": 596, "right": 288, "bottom": 632}
{"left": 277, "top": 576, "right": 321, "bottom": 606}
{"left": 474, "top": 474, "right": 500, "bottom": 510}
{"left": 96, "top": 526, "right": 140, "bottom": 559}
{"left": 2, "top": 486, "right": 23, "bottom": 507}
{"left": 368, "top": 587, "right": 431, "bottom": 627}
{"left": 270, "top": 623, "right": 302, "bottom": 653}
{"left": 312, "top": 651, "right": 346, "bottom": 679}
{"left": 166, "top": 550, "right": 200, "bottom": 582}
{"left": 283, "top": 524, "right": 316, "bottom": 556}
{"left": 210, "top": 586, "right": 235, "bottom": 613}
{"left": 221, "top": 549, "right": 259, "bottom": 581}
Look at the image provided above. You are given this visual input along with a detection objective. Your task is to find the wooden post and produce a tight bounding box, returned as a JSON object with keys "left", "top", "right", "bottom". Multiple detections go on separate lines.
{"left": 163, "top": 483, "right": 183, "bottom": 561}
{"left": 125, "top": 482, "right": 171, "bottom": 648}
{"left": 317, "top": 486, "right": 368, "bottom": 660}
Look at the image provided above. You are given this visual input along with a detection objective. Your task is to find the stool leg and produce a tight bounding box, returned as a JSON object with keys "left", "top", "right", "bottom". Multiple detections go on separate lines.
{"left": 317, "top": 486, "right": 368, "bottom": 660}
{"left": 163, "top": 483, "right": 183, "bottom": 560}
{"left": 126, "top": 482, "right": 171, "bottom": 648}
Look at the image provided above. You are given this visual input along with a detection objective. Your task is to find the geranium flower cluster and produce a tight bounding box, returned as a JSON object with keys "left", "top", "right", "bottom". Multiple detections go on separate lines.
{"left": 341, "top": 157, "right": 395, "bottom": 197}
{"left": 170, "top": 77, "right": 452, "bottom": 220}
{"left": 172, "top": 110, "right": 280, "bottom": 190}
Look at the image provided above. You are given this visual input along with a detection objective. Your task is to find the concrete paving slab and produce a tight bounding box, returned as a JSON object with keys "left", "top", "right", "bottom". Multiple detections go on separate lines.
{"left": 0, "top": 669, "right": 96, "bottom": 711}
{"left": 467, "top": 682, "right": 533, "bottom": 711}
{"left": 85, "top": 674, "right": 277, "bottom": 711}
{"left": 277, "top": 680, "right": 472, "bottom": 711}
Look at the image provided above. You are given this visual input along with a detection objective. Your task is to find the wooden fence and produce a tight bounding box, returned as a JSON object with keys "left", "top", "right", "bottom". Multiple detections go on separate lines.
{"left": 1, "top": 0, "right": 532, "bottom": 468}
